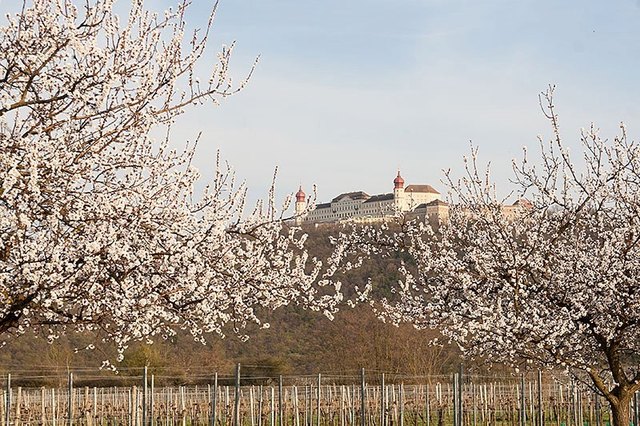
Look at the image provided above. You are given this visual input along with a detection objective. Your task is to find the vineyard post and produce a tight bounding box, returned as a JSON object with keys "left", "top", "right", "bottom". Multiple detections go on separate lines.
{"left": 399, "top": 383, "right": 404, "bottom": 426}
{"left": 381, "top": 373, "right": 386, "bottom": 426}
{"left": 425, "top": 383, "right": 430, "bottom": 426}
{"left": 557, "top": 381, "right": 562, "bottom": 426}
{"left": 128, "top": 387, "right": 133, "bottom": 426}
{"left": 351, "top": 384, "right": 356, "bottom": 424}
{"left": 234, "top": 363, "right": 241, "bottom": 426}
{"left": 41, "top": 386, "right": 46, "bottom": 425}
{"left": 271, "top": 386, "right": 275, "bottom": 426}
{"left": 529, "top": 382, "right": 534, "bottom": 426}
{"left": 472, "top": 383, "right": 476, "bottom": 426}
{"left": 150, "top": 375, "right": 155, "bottom": 426}
{"left": 453, "top": 373, "right": 458, "bottom": 426}
{"left": 566, "top": 380, "right": 570, "bottom": 426}
{"left": 520, "top": 374, "right": 526, "bottom": 426}
{"left": 279, "top": 375, "right": 283, "bottom": 426}
{"left": 250, "top": 386, "right": 256, "bottom": 426}
{"left": 52, "top": 388, "right": 56, "bottom": 426}
{"left": 360, "top": 368, "right": 365, "bottom": 426}
{"left": 181, "top": 386, "right": 187, "bottom": 425}
{"left": 316, "top": 374, "right": 321, "bottom": 426}
{"left": 258, "top": 385, "right": 263, "bottom": 426}
{"left": 68, "top": 372, "right": 73, "bottom": 426}
{"left": 5, "top": 373, "right": 10, "bottom": 426}
{"left": 571, "top": 379, "right": 577, "bottom": 426}
{"left": 93, "top": 387, "right": 98, "bottom": 423}
{"left": 211, "top": 372, "right": 218, "bottom": 426}
{"left": 578, "top": 389, "right": 584, "bottom": 426}
{"left": 143, "top": 366, "right": 148, "bottom": 426}
{"left": 538, "top": 371, "right": 543, "bottom": 426}
{"left": 133, "top": 386, "right": 139, "bottom": 426}
{"left": 292, "top": 385, "right": 299, "bottom": 426}
{"left": 576, "top": 385, "right": 579, "bottom": 426}
{"left": 340, "top": 385, "right": 344, "bottom": 426}
{"left": 459, "top": 365, "right": 464, "bottom": 426}
{"left": 14, "top": 387, "right": 20, "bottom": 422}
{"left": 304, "top": 385, "right": 308, "bottom": 426}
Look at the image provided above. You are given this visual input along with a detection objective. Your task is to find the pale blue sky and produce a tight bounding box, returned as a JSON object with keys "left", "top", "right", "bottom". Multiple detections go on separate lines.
{"left": 4, "top": 0, "right": 640, "bottom": 205}
{"left": 182, "top": 0, "right": 640, "bottom": 204}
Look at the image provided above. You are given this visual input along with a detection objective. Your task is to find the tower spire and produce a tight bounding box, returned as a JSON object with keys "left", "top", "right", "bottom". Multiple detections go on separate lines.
{"left": 393, "top": 170, "right": 405, "bottom": 189}
{"left": 295, "top": 185, "right": 307, "bottom": 225}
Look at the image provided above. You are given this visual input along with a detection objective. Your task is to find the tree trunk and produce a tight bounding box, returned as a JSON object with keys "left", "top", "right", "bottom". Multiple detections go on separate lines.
{"left": 610, "top": 394, "right": 632, "bottom": 426}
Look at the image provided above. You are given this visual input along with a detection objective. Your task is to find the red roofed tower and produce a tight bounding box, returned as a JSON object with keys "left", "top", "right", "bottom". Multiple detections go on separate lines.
{"left": 295, "top": 186, "right": 307, "bottom": 225}
{"left": 393, "top": 171, "right": 405, "bottom": 211}
{"left": 394, "top": 171, "right": 405, "bottom": 189}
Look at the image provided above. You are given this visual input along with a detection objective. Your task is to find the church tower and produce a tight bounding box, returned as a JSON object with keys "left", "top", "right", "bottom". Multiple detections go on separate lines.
{"left": 295, "top": 186, "right": 306, "bottom": 225}
{"left": 393, "top": 171, "right": 405, "bottom": 212}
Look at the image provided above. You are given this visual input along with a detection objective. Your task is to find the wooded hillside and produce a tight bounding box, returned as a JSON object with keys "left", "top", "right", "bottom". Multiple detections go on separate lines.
{"left": 0, "top": 224, "right": 463, "bottom": 384}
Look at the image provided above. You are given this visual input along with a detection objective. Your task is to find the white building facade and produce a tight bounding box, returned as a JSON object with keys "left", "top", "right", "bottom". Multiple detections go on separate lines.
{"left": 295, "top": 172, "right": 445, "bottom": 225}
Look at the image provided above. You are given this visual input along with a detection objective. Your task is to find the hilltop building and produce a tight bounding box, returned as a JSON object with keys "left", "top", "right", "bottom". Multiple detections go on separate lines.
{"left": 294, "top": 172, "right": 445, "bottom": 225}
{"left": 294, "top": 172, "right": 531, "bottom": 225}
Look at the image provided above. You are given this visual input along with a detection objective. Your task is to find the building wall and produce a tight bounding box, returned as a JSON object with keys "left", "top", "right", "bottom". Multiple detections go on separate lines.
{"left": 306, "top": 199, "right": 396, "bottom": 222}
{"left": 300, "top": 177, "right": 442, "bottom": 224}
{"left": 296, "top": 175, "right": 530, "bottom": 226}
{"left": 403, "top": 191, "right": 440, "bottom": 210}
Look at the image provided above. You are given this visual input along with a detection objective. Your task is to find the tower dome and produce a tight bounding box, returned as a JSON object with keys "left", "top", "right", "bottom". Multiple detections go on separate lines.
{"left": 296, "top": 186, "right": 306, "bottom": 202}
{"left": 393, "top": 171, "right": 405, "bottom": 189}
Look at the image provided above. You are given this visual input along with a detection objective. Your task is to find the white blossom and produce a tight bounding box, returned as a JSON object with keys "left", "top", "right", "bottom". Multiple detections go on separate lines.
{"left": 0, "top": 0, "right": 349, "bottom": 358}
{"left": 349, "top": 86, "right": 640, "bottom": 426}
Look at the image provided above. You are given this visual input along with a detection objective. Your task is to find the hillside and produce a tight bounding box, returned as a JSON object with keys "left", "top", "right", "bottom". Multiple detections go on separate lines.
{"left": 0, "top": 224, "right": 464, "bottom": 385}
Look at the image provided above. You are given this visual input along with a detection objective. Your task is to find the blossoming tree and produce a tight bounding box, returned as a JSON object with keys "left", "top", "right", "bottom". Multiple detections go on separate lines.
{"left": 372, "top": 87, "right": 640, "bottom": 426}
{"left": 0, "top": 0, "right": 345, "bottom": 359}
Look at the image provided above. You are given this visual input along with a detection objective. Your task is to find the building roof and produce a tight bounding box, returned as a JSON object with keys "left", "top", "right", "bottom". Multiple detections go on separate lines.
{"left": 405, "top": 184, "right": 440, "bottom": 194}
{"left": 511, "top": 199, "right": 533, "bottom": 209}
{"left": 394, "top": 171, "right": 405, "bottom": 189}
{"left": 315, "top": 202, "right": 331, "bottom": 209}
{"left": 412, "top": 199, "right": 448, "bottom": 210}
{"left": 364, "top": 193, "right": 394, "bottom": 203}
{"left": 331, "top": 191, "right": 370, "bottom": 202}
{"left": 295, "top": 186, "right": 306, "bottom": 202}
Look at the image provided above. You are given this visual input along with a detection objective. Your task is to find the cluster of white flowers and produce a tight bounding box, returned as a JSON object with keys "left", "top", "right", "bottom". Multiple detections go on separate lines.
{"left": 348, "top": 87, "right": 640, "bottom": 425}
{"left": 0, "top": 0, "right": 348, "bottom": 357}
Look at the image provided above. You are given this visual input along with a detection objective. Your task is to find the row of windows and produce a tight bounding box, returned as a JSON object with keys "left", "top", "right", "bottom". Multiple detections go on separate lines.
{"left": 305, "top": 207, "right": 398, "bottom": 222}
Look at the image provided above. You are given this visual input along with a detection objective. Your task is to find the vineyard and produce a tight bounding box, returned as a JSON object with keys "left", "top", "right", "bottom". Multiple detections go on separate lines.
{"left": 0, "top": 367, "right": 629, "bottom": 426}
